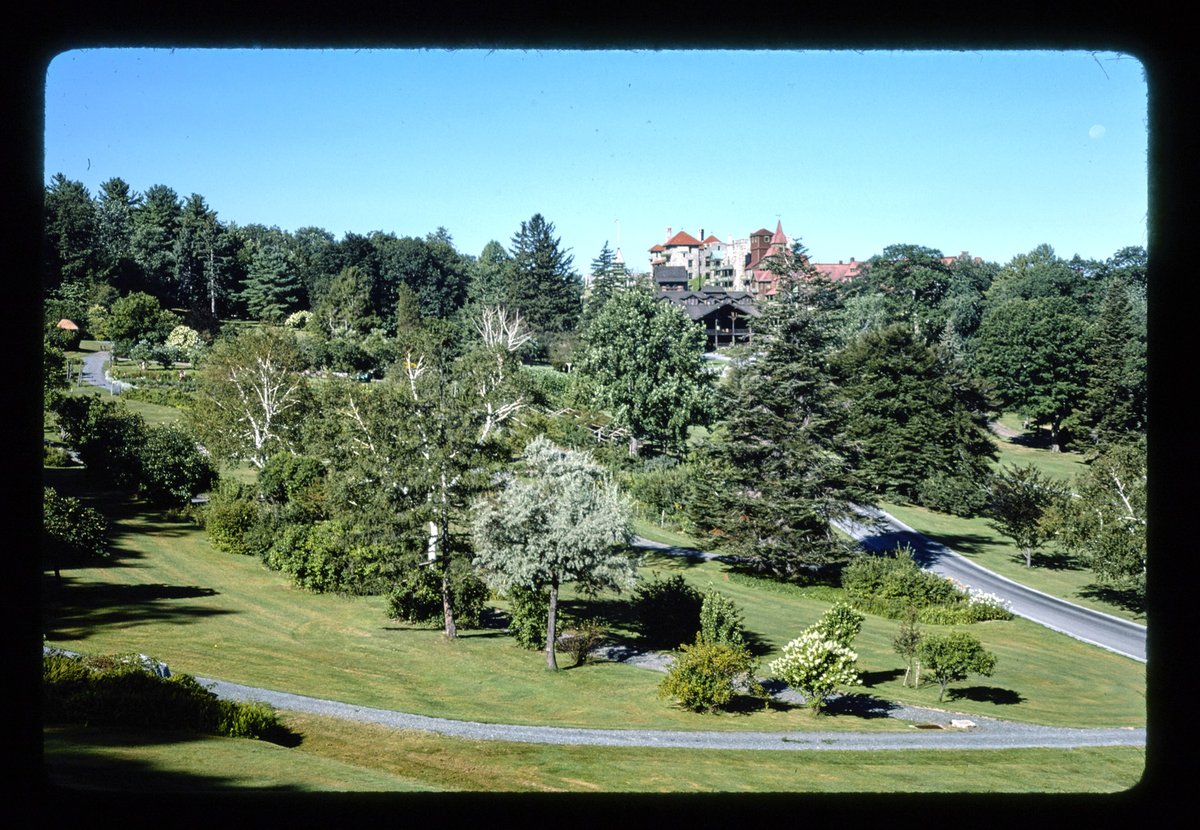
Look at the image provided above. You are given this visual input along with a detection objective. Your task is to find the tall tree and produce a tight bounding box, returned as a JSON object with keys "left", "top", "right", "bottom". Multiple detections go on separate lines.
{"left": 986, "top": 463, "right": 1066, "bottom": 567}
{"left": 174, "top": 193, "right": 234, "bottom": 315}
{"left": 833, "top": 324, "right": 996, "bottom": 509}
{"left": 94, "top": 177, "right": 142, "bottom": 293}
{"left": 508, "top": 214, "right": 583, "bottom": 336}
{"left": 472, "top": 435, "right": 636, "bottom": 670}
{"left": 581, "top": 240, "right": 630, "bottom": 328}
{"left": 1046, "top": 440, "right": 1146, "bottom": 605}
{"left": 575, "top": 287, "right": 714, "bottom": 456}
{"left": 239, "top": 243, "right": 302, "bottom": 323}
{"left": 1080, "top": 279, "right": 1147, "bottom": 446}
{"left": 690, "top": 302, "right": 861, "bottom": 576}
{"left": 43, "top": 174, "right": 98, "bottom": 291}
{"left": 130, "top": 184, "right": 183, "bottom": 304}
{"left": 468, "top": 240, "right": 515, "bottom": 308}
{"left": 189, "top": 326, "right": 310, "bottom": 469}
{"left": 972, "top": 296, "right": 1091, "bottom": 451}
{"left": 850, "top": 243, "right": 953, "bottom": 343}
{"left": 986, "top": 244, "right": 1093, "bottom": 313}
{"left": 371, "top": 232, "right": 470, "bottom": 323}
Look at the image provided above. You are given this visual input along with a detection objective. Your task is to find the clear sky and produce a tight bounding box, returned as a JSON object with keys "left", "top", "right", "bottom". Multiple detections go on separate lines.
{"left": 43, "top": 48, "right": 1148, "bottom": 271}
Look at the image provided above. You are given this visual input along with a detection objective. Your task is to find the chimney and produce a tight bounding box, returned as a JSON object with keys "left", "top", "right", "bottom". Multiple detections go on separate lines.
{"left": 666, "top": 227, "right": 672, "bottom": 243}
{"left": 700, "top": 228, "right": 705, "bottom": 241}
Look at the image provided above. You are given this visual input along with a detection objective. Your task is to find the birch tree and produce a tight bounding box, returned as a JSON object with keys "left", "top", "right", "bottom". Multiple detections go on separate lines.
{"left": 472, "top": 436, "right": 636, "bottom": 670}
{"left": 189, "top": 326, "right": 309, "bottom": 470}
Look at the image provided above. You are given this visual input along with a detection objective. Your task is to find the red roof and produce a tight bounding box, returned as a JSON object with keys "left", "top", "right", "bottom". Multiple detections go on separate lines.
{"left": 649, "top": 244, "right": 665, "bottom": 252}
{"left": 702, "top": 235, "right": 721, "bottom": 244}
{"left": 665, "top": 230, "right": 702, "bottom": 247}
{"left": 770, "top": 220, "right": 787, "bottom": 246}
{"left": 56, "top": 319, "right": 79, "bottom": 330}
{"left": 812, "top": 261, "right": 862, "bottom": 281}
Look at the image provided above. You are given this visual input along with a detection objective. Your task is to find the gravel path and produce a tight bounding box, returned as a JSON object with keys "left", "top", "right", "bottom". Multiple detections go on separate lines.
{"left": 197, "top": 674, "right": 1145, "bottom": 751}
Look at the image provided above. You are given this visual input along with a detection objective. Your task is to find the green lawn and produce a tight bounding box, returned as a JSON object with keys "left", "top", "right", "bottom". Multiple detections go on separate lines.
{"left": 44, "top": 717, "right": 1146, "bottom": 793}
{"left": 43, "top": 468, "right": 1144, "bottom": 731}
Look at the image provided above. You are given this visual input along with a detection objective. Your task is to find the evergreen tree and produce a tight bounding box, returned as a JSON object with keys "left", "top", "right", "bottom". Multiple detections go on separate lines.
{"left": 1080, "top": 279, "right": 1147, "bottom": 446}
{"left": 240, "top": 243, "right": 302, "bottom": 323}
{"left": 94, "top": 177, "right": 142, "bottom": 293}
{"left": 130, "top": 184, "right": 183, "bottom": 305}
{"left": 468, "top": 240, "right": 515, "bottom": 308}
{"left": 582, "top": 240, "right": 630, "bottom": 328}
{"left": 174, "top": 193, "right": 234, "bottom": 315}
{"left": 833, "top": 324, "right": 996, "bottom": 508}
{"left": 508, "top": 213, "right": 583, "bottom": 336}
{"left": 44, "top": 174, "right": 98, "bottom": 291}
{"left": 690, "top": 303, "right": 860, "bottom": 576}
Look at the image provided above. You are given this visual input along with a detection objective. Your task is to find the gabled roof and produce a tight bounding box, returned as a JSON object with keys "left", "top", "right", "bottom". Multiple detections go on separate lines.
{"left": 750, "top": 228, "right": 772, "bottom": 237}
{"left": 770, "top": 220, "right": 787, "bottom": 246}
{"left": 702, "top": 235, "right": 721, "bottom": 245}
{"left": 649, "top": 244, "right": 665, "bottom": 252}
{"left": 665, "top": 230, "right": 702, "bottom": 247}
{"left": 812, "top": 261, "right": 863, "bottom": 281}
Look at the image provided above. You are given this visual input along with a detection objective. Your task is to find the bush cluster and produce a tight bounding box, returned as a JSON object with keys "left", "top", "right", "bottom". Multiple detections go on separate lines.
{"left": 504, "top": 586, "right": 550, "bottom": 649}
{"left": 386, "top": 561, "right": 489, "bottom": 629}
{"left": 632, "top": 574, "right": 703, "bottom": 650}
{"left": 841, "top": 547, "right": 1013, "bottom": 623}
{"left": 557, "top": 618, "right": 608, "bottom": 666}
{"left": 43, "top": 651, "right": 283, "bottom": 741}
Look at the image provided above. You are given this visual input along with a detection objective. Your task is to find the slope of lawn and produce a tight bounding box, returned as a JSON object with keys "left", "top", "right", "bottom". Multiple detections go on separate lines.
{"left": 44, "top": 716, "right": 1146, "bottom": 793}
{"left": 42, "top": 467, "right": 1145, "bottom": 732}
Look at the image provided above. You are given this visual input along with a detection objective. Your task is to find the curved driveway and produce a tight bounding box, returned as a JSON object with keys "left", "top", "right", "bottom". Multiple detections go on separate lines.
{"left": 833, "top": 506, "right": 1147, "bottom": 662}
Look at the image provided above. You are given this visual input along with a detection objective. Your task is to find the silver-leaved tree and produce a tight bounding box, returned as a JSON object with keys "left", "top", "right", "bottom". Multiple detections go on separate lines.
{"left": 472, "top": 436, "right": 637, "bottom": 670}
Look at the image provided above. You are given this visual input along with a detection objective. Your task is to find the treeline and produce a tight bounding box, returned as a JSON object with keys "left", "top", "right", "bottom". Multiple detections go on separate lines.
{"left": 41, "top": 172, "right": 1148, "bottom": 630}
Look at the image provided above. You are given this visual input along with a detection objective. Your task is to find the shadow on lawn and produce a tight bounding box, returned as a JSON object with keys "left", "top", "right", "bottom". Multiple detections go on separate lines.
{"left": 946, "top": 686, "right": 1024, "bottom": 705}
{"left": 1078, "top": 583, "right": 1146, "bottom": 616}
{"left": 1028, "top": 549, "right": 1085, "bottom": 571}
{"left": 42, "top": 576, "right": 233, "bottom": 642}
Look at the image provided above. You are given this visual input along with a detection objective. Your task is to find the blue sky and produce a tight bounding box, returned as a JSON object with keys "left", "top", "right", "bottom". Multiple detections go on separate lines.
{"left": 43, "top": 48, "right": 1148, "bottom": 271}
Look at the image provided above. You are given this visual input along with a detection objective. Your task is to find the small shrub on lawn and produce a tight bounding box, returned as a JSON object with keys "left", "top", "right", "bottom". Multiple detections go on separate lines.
{"left": 557, "top": 617, "right": 608, "bottom": 666}
{"left": 203, "top": 489, "right": 263, "bottom": 556}
{"left": 698, "top": 586, "right": 747, "bottom": 649}
{"left": 632, "top": 573, "right": 703, "bottom": 650}
{"left": 505, "top": 586, "right": 549, "bottom": 649}
{"left": 657, "top": 636, "right": 760, "bottom": 713}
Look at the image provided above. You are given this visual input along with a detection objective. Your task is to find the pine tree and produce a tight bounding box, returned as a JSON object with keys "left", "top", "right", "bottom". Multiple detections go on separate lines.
{"left": 508, "top": 214, "right": 582, "bottom": 335}
{"left": 1081, "top": 280, "right": 1146, "bottom": 446}
{"left": 240, "top": 244, "right": 302, "bottom": 323}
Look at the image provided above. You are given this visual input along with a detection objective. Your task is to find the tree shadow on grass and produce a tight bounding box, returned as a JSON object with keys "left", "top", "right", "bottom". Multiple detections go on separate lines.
{"left": 820, "top": 693, "right": 900, "bottom": 719}
{"left": 1028, "top": 549, "right": 1085, "bottom": 571}
{"left": 858, "top": 668, "right": 905, "bottom": 688}
{"left": 946, "top": 686, "right": 1024, "bottom": 705}
{"left": 1078, "top": 583, "right": 1146, "bottom": 616}
{"left": 42, "top": 576, "right": 232, "bottom": 642}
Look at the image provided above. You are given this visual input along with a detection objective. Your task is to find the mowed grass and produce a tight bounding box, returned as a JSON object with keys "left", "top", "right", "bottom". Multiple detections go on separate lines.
{"left": 42, "top": 466, "right": 1145, "bottom": 731}
{"left": 44, "top": 716, "right": 1146, "bottom": 793}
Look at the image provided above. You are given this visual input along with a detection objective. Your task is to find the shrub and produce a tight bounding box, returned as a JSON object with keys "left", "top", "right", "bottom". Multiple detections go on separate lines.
{"left": 557, "top": 617, "right": 608, "bottom": 666}
{"left": 657, "top": 636, "right": 758, "bottom": 713}
{"left": 632, "top": 574, "right": 703, "bottom": 650}
{"left": 43, "top": 443, "right": 77, "bottom": 467}
{"left": 505, "top": 585, "right": 549, "bottom": 649}
{"left": 136, "top": 424, "right": 218, "bottom": 507}
{"left": 43, "top": 486, "right": 108, "bottom": 576}
{"left": 916, "top": 471, "right": 989, "bottom": 517}
{"left": 841, "top": 546, "right": 959, "bottom": 617}
{"left": 698, "top": 587, "right": 747, "bottom": 649}
{"left": 386, "top": 562, "right": 488, "bottom": 629}
{"left": 769, "top": 630, "right": 862, "bottom": 715}
{"left": 917, "top": 631, "right": 998, "bottom": 701}
{"left": 809, "top": 602, "right": 864, "bottom": 648}
{"left": 43, "top": 651, "right": 280, "bottom": 739}
{"left": 203, "top": 489, "right": 263, "bottom": 556}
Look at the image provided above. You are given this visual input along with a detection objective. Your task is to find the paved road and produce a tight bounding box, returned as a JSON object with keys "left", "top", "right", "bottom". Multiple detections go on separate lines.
{"left": 78, "top": 349, "right": 132, "bottom": 393}
{"left": 832, "top": 506, "right": 1147, "bottom": 663}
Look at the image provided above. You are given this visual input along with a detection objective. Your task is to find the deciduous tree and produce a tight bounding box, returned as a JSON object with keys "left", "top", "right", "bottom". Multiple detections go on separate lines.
{"left": 986, "top": 463, "right": 1065, "bottom": 567}
{"left": 917, "top": 631, "right": 997, "bottom": 701}
{"left": 472, "top": 436, "right": 636, "bottom": 670}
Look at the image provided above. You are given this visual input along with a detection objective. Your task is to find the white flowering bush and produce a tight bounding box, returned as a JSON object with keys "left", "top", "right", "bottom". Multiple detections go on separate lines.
{"left": 769, "top": 631, "right": 862, "bottom": 715}
{"left": 962, "top": 587, "right": 1014, "bottom": 622}
{"left": 284, "top": 310, "right": 312, "bottom": 329}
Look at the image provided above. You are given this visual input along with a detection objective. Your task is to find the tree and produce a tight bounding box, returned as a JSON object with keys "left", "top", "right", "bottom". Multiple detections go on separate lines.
{"left": 472, "top": 435, "right": 636, "bottom": 670}
{"left": 581, "top": 240, "right": 629, "bottom": 329}
{"left": 850, "top": 243, "right": 953, "bottom": 342}
{"left": 94, "top": 177, "right": 142, "bottom": 292}
{"left": 972, "top": 297, "right": 1091, "bottom": 451}
{"left": 1047, "top": 440, "right": 1146, "bottom": 603}
{"left": 833, "top": 324, "right": 996, "bottom": 509}
{"left": 689, "top": 302, "right": 860, "bottom": 576}
{"left": 135, "top": 425, "right": 219, "bottom": 507}
{"left": 189, "top": 326, "right": 310, "bottom": 470}
{"left": 240, "top": 243, "right": 302, "bottom": 323}
{"left": 312, "top": 266, "right": 376, "bottom": 340}
{"left": 468, "top": 240, "right": 515, "bottom": 308}
{"left": 986, "top": 244, "right": 1093, "bottom": 312}
{"left": 43, "top": 486, "right": 109, "bottom": 581}
{"left": 986, "top": 463, "right": 1065, "bottom": 567}
{"left": 44, "top": 174, "right": 98, "bottom": 291}
{"left": 130, "top": 184, "right": 182, "bottom": 304}
{"left": 98, "top": 291, "right": 179, "bottom": 355}
{"left": 917, "top": 631, "right": 997, "bottom": 701}
{"left": 371, "top": 232, "right": 470, "bottom": 323}
{"left": 1080, "top": 279, "right": 1146, "bottom": 446}
{"left": 51, "top": 396, "right": 147, "bottom": 489}
{"left": 174, "top": 193, "right": 234, "bottom": 315}
{"left": 892, "top": 607, "right": 923, "bottom": 687}
{"left": 508, "top": 214, "right": 583, "bottom": 336}
{"left": 576, "top": 287, "right": 714, "bottom": 456}
{"left": 769, "top": 630, "right": 862, "bottom": 715}
{"left": 698, "top": 587, "right": 747, "bottom": 650}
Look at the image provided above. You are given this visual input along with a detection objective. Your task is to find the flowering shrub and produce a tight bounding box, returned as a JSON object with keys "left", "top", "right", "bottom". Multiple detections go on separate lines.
{"left": 769, "top": 631, "right": 862, "bottom": 715}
